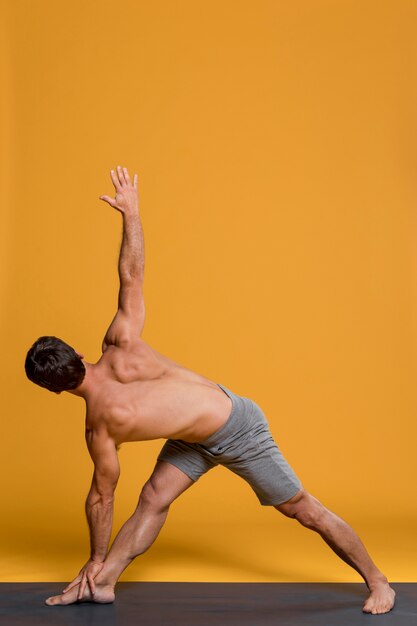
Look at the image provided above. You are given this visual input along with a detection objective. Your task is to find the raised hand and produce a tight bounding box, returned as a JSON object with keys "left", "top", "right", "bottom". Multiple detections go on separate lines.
{"left": 99, "top": 165, "right": 139, "bottom": 214}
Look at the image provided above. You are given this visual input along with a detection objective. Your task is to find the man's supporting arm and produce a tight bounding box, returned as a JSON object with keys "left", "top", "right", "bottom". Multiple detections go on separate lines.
{"left": 85, "top": 428, "right": 120, "bottom": 561}
{"left": 85, "top": 487, "right": 115, "bottom": 562}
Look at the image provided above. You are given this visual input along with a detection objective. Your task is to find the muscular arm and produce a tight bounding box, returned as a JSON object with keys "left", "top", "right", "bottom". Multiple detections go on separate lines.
{"left": 100, "top": 165, "right": 146, "bottom": 348}
{"left": 85, "top": 427, "right": 120, "bottom": 561}
{"left": 119, "top": 202, "right": 144, "bottom": 285}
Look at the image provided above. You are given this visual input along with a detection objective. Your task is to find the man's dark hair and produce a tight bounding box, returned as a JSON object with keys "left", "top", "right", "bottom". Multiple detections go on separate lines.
{"left": 24, "top": 335, "right": 86, "bottom": 393}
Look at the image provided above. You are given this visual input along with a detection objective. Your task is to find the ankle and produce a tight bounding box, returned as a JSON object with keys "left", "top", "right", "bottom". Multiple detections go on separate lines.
{"left": 367, "top": 573, "right": 389, "bottom": 590}
{"left": 95, "top": 571, "right": 117, "bottom": 589}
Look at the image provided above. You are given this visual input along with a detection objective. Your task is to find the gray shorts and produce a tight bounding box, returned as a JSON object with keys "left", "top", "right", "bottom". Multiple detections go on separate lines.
{"left": 157, "top": 383, "right": 302, "bottom": 506}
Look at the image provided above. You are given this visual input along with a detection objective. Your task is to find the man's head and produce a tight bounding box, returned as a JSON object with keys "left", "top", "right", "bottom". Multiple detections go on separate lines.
{"left": 24, "top": 335, "right": 86, "bottom": 394}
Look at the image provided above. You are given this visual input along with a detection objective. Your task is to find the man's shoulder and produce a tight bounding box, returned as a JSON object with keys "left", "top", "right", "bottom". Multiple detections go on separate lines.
{"left": 101, "top": 336, "right": 150, "bottom": 356}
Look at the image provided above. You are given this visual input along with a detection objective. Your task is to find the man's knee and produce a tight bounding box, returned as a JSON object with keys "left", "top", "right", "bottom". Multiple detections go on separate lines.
{"left": 275, "top": 487, "right": 327, "bottom": 529}
{"left": 137, "top": 477, "right": 172, "bottom": 512}
{"left": 137, "top": 461, "right": 194, "bottom": 513}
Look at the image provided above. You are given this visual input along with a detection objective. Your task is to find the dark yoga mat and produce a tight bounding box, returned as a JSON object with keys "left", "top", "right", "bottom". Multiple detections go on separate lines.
{"left": 0, "top": 582, "right": 415, "bottom": 626}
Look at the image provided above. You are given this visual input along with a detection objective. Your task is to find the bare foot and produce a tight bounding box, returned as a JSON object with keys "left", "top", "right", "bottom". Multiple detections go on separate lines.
{"left": 363, "top": 578, "right": 396, "bottom": 614}
{"left": 45, "top": 581, "right": 115, "bottom": 606}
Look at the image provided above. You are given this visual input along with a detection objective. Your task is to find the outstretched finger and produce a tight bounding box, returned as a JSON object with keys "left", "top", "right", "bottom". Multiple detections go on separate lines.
{"left": 133, "top": 173, "right": 138, "bottom": 189}
{"left": 99, "top": 194, "right": 116, "bottom": 207}
{"left": 88, "top": 574, "right": 96, "bottom": 596}
{"left": 78, "top": 574, "right": 87, "bottom": 600}
{"left": 110, "top": 168, "right": 121, "bottom": 190}
{"left": 123, "top": 166, "right": 131, "bottom": 185}
{"left": 116, "top": 165, "right": 126, "bottom": 186}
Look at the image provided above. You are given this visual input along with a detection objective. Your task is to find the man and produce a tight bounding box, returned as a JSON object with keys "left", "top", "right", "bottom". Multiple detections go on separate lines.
{"left": 25, "top": 166, "right": 395, "bottom": 615}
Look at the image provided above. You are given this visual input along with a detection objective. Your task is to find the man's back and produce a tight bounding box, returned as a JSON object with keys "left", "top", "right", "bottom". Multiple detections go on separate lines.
{"left": 85, "top": 337, "right": 233, "bottom": 444}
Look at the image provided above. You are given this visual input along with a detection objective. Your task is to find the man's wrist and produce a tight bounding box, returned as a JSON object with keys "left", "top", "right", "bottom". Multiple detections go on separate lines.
{"left": 123, "top": 206, "right": 139, "bottom": 218}
{"left": 90, "top": 555, "right": 105, "bottom": 563}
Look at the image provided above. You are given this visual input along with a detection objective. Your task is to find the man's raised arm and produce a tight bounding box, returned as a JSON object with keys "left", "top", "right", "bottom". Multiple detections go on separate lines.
{"left": 99, "top": 165, "right": 146, "bottom": 348}
{"left": 109, "top": 166, "right": 144, "bottom": 284}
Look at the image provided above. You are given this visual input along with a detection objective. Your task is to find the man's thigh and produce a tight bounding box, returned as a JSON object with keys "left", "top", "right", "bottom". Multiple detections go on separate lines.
{"left": 219, "top": 406, "right": 303, "bottom": 507}
{"left": 224, "top": 439, "right": 303, "bottom": 507}
{"left": 157, "top": 438, "right": 218, "bottom": 483}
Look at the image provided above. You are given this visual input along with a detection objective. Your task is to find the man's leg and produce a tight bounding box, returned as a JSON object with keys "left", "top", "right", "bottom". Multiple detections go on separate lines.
{"left": 97, "top": 460, "right": 194, "bottom": 588}
{"left": 275, "top": 487, "right": 396, "bottom": 615}
{"left": 46, "top": 460, "right": 194, "bottom": 605}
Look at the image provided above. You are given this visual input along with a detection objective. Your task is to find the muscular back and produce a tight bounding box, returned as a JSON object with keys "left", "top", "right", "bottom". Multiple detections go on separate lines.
{"left": 85, "top": 338, "right": 233, "bottom": 445}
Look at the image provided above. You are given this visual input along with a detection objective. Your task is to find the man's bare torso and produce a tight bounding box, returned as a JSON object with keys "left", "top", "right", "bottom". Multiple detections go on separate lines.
{"left": 85, "top": 337, "right": 232, "bottom": 446}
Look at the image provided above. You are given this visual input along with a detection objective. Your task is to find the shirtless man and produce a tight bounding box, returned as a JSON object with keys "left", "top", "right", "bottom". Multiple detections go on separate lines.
{"left": 24, "top": 166, "right": 395, "bottom": 615}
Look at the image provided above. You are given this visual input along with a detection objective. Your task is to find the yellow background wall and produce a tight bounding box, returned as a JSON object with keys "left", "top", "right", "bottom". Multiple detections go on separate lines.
{"left": 1, "top": 0, "right": 416, "bottom": 583}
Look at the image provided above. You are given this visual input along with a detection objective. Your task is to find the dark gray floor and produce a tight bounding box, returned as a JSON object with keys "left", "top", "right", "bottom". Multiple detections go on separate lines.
{"left": 0, "top": 582, "right": 415, "bottom": 625}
